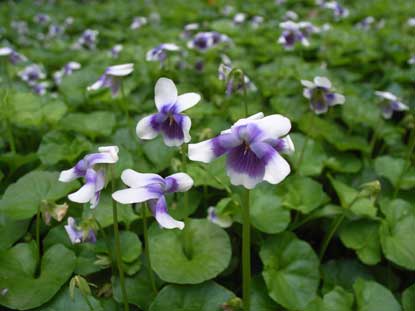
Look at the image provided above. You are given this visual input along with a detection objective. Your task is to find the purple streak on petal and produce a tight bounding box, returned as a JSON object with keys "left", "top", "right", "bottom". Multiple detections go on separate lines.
{"left": 227, "top": 144, "right": 266, "bottom": 178}
{"left": 160, "top": 113, "right": 184, "bottom": 140}
{"left": 164, "top": 176, "right": 178, "bottom": 193}
{"left": 212, "top": 133, "right": 242, "bottom": 157}
{"left": 74, "top": 159, "right": 88, "bottom": 177}
{"left": 145, "top": 183, "right": 165, "bottom": 196}
{"left": 270, "top": 138, "right": 286, "bottom": 152}
{"left": 150, "top": 113, "right": 167, "bottom": 131}
{"left": 85, "top": 229, "right": 97, "bottom": 243}
{"left": 325, "top": 92, "right": 336, "bottom": 105}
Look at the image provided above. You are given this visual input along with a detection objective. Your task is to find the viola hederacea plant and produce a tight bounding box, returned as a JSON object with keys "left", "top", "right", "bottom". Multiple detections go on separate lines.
{"left": 0, "top": 2, "right": 414, "bottom": 311}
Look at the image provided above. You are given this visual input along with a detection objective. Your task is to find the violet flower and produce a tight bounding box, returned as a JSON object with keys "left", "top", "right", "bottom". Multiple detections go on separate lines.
{"left": 278, "top": 21, "right": 316, "bottom": 50}
{"left": 408, "top": 56, "right": 415, "bottom": 65}
{"left": 59, "top": 146, "right": 119, "bottom": 208}
{"left": 76, "top": 29, "right": 99, "bottom": 49}
{"left": 54, "top": 61, "right": 81, "bottom": 85}
{"left": 109, "top": 44, "right": 123, "bottom": 58}
{"left": 112, "top": 169, "right": 193, "bottom": 230}
{"left": 19, "top": 64, "right": 46, "bottom": 85}
{"left": 65, "top": 217, "right": 96, "bottom": 244}
{"left": 188, "top": 112, "right": 294, "bottom": 189}
{"left": 130, "top": 16, "right": 148, "bottom": 30}
{"left": 32, "top": 81, "right": 49, "bottom": 96}
{"left": 181, "top": 23, "right": 199, "bottom": 38}
{"left": 0, "top": 47, "right": 27, "bottom": 64}
{"left": 218, "top": 63, "right": 256, "bottom": 96}
{"left": 87, "top": 63, "right": 134, "bottom": 97}
{"left": 136, "top": 77, "right": 201, "bottom": 147}
{"left": 187, "top": 31, "right": 231, "bottom": 52}
{"left": 301, "top": 76, "right": 345, "bottom": 114}
{"left": 284, "top": 11, "right": 299, "bottom": 21}
{"left": 251, "top": 16, "right": 264, "bottom": 28}
{"left": 375, "top": 91, "right": 409, "bottom": 119}
{"left": 323, "top": 1, "right": 349, "bottom": 19}
{"left": 207, "top": 206, "right": 233, "bottom": 228}
{"left": 233, "top": 13, "right": 247, "bottom": 25}
{"left": 146, "top": 43, "right": 180, "bottom": 63}
{"left": 34, "top": 13, "right": 50, "bottom": 25}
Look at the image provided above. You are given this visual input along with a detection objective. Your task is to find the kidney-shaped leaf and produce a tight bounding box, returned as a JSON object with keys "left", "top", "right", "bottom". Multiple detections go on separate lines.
{"left": 353, "top": 279, "right": 401, "bottom": 311}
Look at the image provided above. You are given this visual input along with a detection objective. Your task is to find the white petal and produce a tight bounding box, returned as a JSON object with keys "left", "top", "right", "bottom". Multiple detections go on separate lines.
{"left": 59, "top": 168, "right": 80, "bottom": 182}
{"left": 229, "top": 112, "right": 265, "bottom": 131}
{"left": 98, "top": 146, "right": 119, "bottom": 163}
{"left": 182, "top": 115, "right": 192, "bottom": 144}
{"left": 254, "top": 114, "right": 292, "bottom": 139}
{"left": 112, "top": 188, "right": 161, "bottom": 204}
{"left": 136, "top": 115, "right": 159, "bottom": 140}
{"left": 188, "top": 139, "right": 217, "bottom": 163}
{"left": 314, "top": 76, "right": 332, "bottom": 88}
{"left": 153, "top": 197, "right": 184, "bottom": 230}
{"left": 106, "top": 63, "right": 134, "bottom": 76}
{"left": 155, "top": 77, "right": 178, "bottom": 111}
{"left": 0, "top": 47, "right": 13, "bottom": 56}
{"left": 394, "top": 101, "right": 409, "bottom": 111}
{"left": 227, "top": 168, "right": 262, "bottom": 189}
{"left": 120, "top": 169, "right": 163, "bottom": 188}
{"left": 375, "top": 91, "right": 397, "bottom": 101}
{"left": 87, "top": 79, "right": 104, "bottom": 91}
{"left": 332, "top": 93, "right": 345, "bottom": 105}
{"left": 165, "top": 173, "right": 193, "bottom": 192}
{"left": 281, "top": 135, "right": 295, "bottom": 154}
{"left": 176, "top": 92, "right": 201, "bottom": 112}
{"left": 162, "top": 43, "right": 180, "bottom": 51}
{"left": 68, "top": 183, "right": 96, "bottom": 203}
{"left": 301, "top": 38, "right": 310, "bottom": 47}
{"left": 301, "top": 80, "right": 315, "bottom": 88}
{"left": 263, "top": 152, "right": 291, "bottom": 185}
{"left": 303, "top": 89, "right": 312, "bottom": 99}
{"left": 207, "top": 207, "right": 233, "bottom": 228}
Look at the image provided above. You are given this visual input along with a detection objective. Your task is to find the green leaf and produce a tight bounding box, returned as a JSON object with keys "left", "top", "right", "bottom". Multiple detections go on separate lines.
{"left": 37, "top": 131, "right": 93, "bottom": 166}
{"left": 149, "top": 219, "right": 231, "bottom": 284}
{"left": 324, "top": 152, "right": 362, "bottom": 174}
{"left": 250, "top": 276, "right": 280, "bottom": 311}
{"left": 305, "top": 286, "right": 354, "bottom": 311}
{"left": 60, "top": 111, "right": 116, "bottom": 138}
{"left": 250, "top": 184, "right": 290, "bottom": 234}
{"left": 379, "top": 199, "right": 415, "bottom": 270}
{"left": 291, "top": 133, "right": 328, "bottom": 176}
{"left": 40, "top": 288, "right": 104, "bottom": 311}
{"left": 260, "top": 232, "right": 320, "bottom": 310}
{"left": 186, "top": 157, "right": 230, "bottom": 190}
{"left": 118, "top": 231, "right": 142, "bottom": 264}
{"left": 0, "top": 171, "right": 79, "bottom": 220}
{"left": 149, "top": 281, "right": 234, "bottom": 311}
{"left": 339, "top": 220, "right": 381, "bottom": 265}
{"left": 402, "top": 284, "right": 415, "bottom": 311}
{"left": 353, "top": 279, "right": 401, "bottom": 311}
{"left": 0, "top": 244, "right": 76, "bottom": 310}
{"left": 0, "top": 214, "right": 30, "bottom": 250}
{"left": 374, "top": 156, "right": 415, "bottom": 190}
{"left": 141, "top": 137, "right": 176, "bottom": 171}
{"left": 280, "top": 176, "right": 330, "bottom": 214}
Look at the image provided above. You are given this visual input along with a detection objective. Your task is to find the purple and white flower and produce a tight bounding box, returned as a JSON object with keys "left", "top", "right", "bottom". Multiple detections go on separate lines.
{"left": 323, "top": 1, "right": 349, "bottom": 19}
{"left": 375, "top": 91, "right": 409, "bottom": 119}
{"left": 408, "top": 55, "right": 415, "bottom": 65}
{"left": 34, "top": 13, "right": 50, "bottom": 25}
{"left": 188, "top": 112, "right": 294, "bottom": 189}
{"left": 251, "top": 16, "right": 264, "bottom": 28}
{"left": 187, "top": 31, "right": 231, "bottom": 52}
{"left": 284, "top": 11, "right": 298, "bottom": 21}
{"left": 130, "top": 16, "right": 148, "bottom": 30}
{"left": 181, "top": 23, "right": 199, "bottom": 38}
{"left": 76, "top": 29, "right": 99, "bottom": 49}
{"left": 278, "top": 21, "right": 318, "bottom": 50}
{"left": 47, "top": 24, "right": 64, "bottom": 38}
{"left": 109, "top": 44, "right": 123, "bottom": 58}
{"left": 407, "top": 17, "right": 415, "bottom": 27}
{"left": 356, "top": 16, "right": 375, "bottom": 30}
{"left": 146, "top": 43, "right": 180, "bottom": 63}
{"left": 136, "top": 78, "right": 201, "bottom": 147}
{"left": 53, "top": 61, "right": 81, "bottom": 85}
{"left": 59, "top": 146, "right": 119, "bottom": 208}
{"left": 87, "top": 63, "right": 134, "bottom": 97}
{"left": 19, "top": 64, "right": 46, "bottom": 85}
{"left": 207, "top": 206, "right": 233, "bottom": 228}
{"left": 65, "top": 217, "right": 96, "bottom": 244}
{"left": 32, "top": 81, "right": 49, "bottom": 96}
{"left": 301, "top": 76, "right": 345, "bottom": 114}
{"left": 112, "top": 169, "right": 193, "bottom": 230}
{"left": 0, "top": 47, "right": 27, "bottom": 64}
{"left": 218, "top": 63, "right": 256, "bottom": 96}
{"left": 233, "top": 13, "right": 247, "bottom": 25}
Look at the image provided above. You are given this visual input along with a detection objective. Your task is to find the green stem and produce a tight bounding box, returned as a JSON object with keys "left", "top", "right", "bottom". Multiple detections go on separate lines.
{"left": 81, "top": 292, "right": 94, "bottom": 311}
{"left": 94, "top": 217, "right": 113, "bottom": 271}
{"left": 369, "top": 118, "right": 382, "bottom": 157}
{"left": 296, "top": 114, "right": 314, "bottom": 171}
{"left": 180, "top": 145, "right": 192, "bottom": 259}
{"left": 36, "top": 206, "right": 41, "bottom": 259}
{"left": 120, "top": 81, "right": 129, "bottom": 125}
{"left": 110, "top": 166, "right": 129, "bottom": 311}
{"left": 242, "top": 189, "right": 251, "bottom": 311}
{"left": 319, "top": 214, "right": 344, "bottom": 261}
{"left": 393, "top": 127, "right": 415, "bottom": 198}
{"left": 141, "top": 203, "right": 157, "bottom": 294}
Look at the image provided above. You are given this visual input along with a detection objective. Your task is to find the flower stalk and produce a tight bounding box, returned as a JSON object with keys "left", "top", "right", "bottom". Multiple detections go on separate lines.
{"left": 110, "top": 166, "right": 129, "bottom": 311}
{"left": 141, "top": 203, "right": 157, "bottom": 294}
{"left": 180, "top": 145, "right": 193, "bottom": 259}
{"left": 241, "top": 188, "right": 251, "bottom": 311}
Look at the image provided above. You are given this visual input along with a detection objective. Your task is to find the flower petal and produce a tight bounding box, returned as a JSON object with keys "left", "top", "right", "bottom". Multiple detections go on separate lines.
{"left": 59, "top": 167, "right": 82, "bottom": 182}
{"left": 207, "top": 206, "right": 233, "bottom": 228}
{"left": 253, "top": 114, "right": 291, "bottom": 139}
{"left": 120, "top": 169, "right": 163, "bottom": 188}
{"left": 150, "top": 196, "right": 184, "bottom": 230}
{"left": 136, "top": 114, "right": 160, "bottom": 140}
{"left": 332, "top": 93, "right": 345, "bottom": 105}
{"left": 112, "top": 188, "right": 161, "bottom": 204}
{"left": 176, "top": 93, "right": 201, "bottom": 112}
{"left": 155, "top": 77, "right": 178, "bottom": 111}
{"left": 68, "top": 183, "right": 96, "bottom": 204}
{"left": 375, "top": 91, "right": 397, "bottom": 101}
{"left": 263, "top": 151, "right": 291, "bottom": 185}
{"left": 314, "top": 76, "right": 331, "bottom": 88}
{"left": 165, "top": 173, "right": 193, "bottom": 192}
{"left": 106, "top": 63, "right": 134, "bottom": 76}
{"left": 392, "top": 101, "right": 409, "bottom": 111}
{"left": 301, "top": 80, "right": 314, "bottom": 88}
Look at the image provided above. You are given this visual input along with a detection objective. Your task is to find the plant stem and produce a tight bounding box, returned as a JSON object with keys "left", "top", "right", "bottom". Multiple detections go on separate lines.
{"left": 36, "top": 206, "right": 41, "bottom": 259}
{"left": 94, "top": 217, "right": 113, "bottom": 271}
{"left": 81, "top": 292, "right": 94, "bottom": 311}
{"left": 242, "top": 189, "right": 251, "bottom": 311}
{"left": 296, "top": 114, "right": 315, "bottom": 171}
{"left": 180, "top": 145, "right": 192, "bottom": 258}
{"left": 141, "top": 203, "right": 157, "bottom": 294}
{"left": 369, "top": 118, "right": 381, "bottom": 157}
{"left": 393, "top": 126, "right": 415, "bottom": 198}
{"left": 319, "top": 214, "right": 344, "bottom": 261}
{"left": 120, "top": 81, "right": 130, "bottom": 125}
{"left": 110, "top": 166, "right": 129, "bottom": 311}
